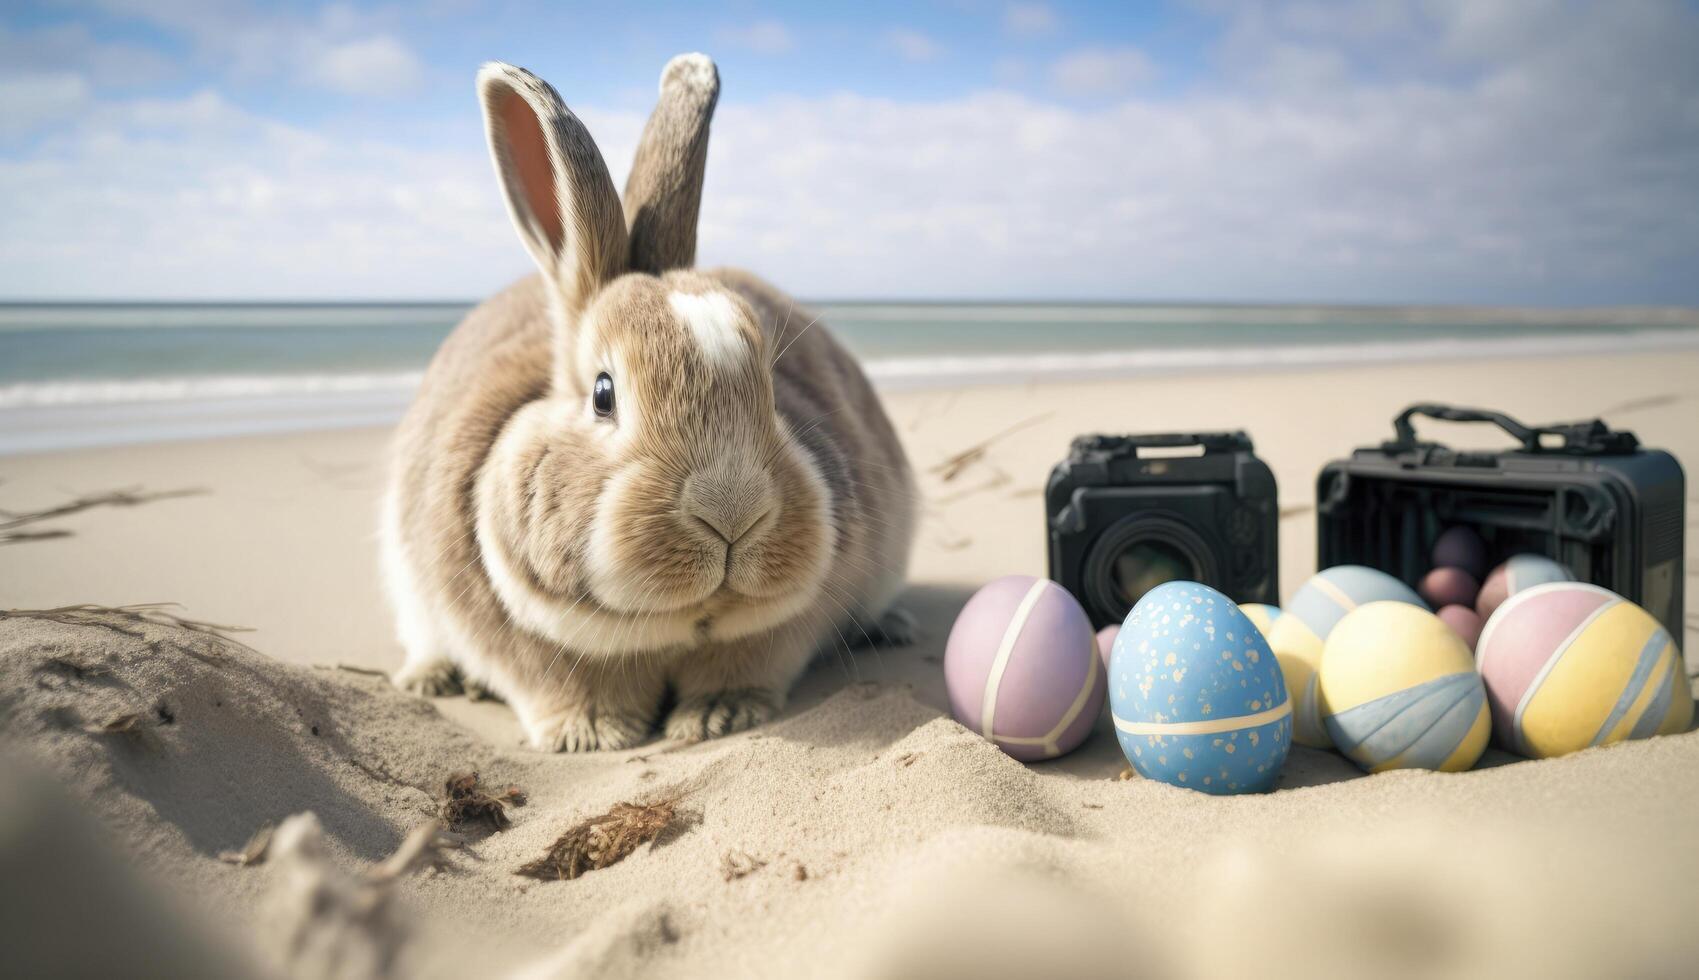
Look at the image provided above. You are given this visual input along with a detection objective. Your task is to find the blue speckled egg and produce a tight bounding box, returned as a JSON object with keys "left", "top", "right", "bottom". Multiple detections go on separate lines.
{"left": 1109, "top": 581, "right": 1292, "bottom": 795}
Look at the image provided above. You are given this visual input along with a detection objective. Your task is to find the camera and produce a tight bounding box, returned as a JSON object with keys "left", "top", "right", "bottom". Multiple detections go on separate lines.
{"left": 1045, "top": 432, "right": 1279, "bottom": 629}
{"left": 1317, "top": 403, "right": 1685, "bottom": 640}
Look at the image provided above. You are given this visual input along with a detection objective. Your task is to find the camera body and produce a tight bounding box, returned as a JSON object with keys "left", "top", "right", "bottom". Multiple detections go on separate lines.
{"left": 1317, "top": 403, "right": 1685, "bottom": 641}
{"left": 1046, "top": 432, "right": 1279, "bottom": 629}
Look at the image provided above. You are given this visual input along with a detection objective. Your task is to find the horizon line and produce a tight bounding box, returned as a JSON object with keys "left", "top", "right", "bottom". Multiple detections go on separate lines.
{"left": 3, "top": 297, "right": 1699, "bottom": 314}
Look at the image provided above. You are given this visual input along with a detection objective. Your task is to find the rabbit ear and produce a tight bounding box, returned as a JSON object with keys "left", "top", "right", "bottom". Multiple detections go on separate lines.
{"left": 478, "top": 62, "right": 627, "bottom": 318}
{"left": 622, "top": 53, "right": 720, "bottom": 274}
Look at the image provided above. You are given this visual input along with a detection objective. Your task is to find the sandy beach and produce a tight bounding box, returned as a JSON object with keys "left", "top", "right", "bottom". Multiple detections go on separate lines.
{"left": 3, "top": 348, "right": 1698, "bottom": 978}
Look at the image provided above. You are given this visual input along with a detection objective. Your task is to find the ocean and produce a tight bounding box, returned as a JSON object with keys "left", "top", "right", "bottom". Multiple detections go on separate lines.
{"left": 4, "top": 301, "right": 1698, "bottom": 454}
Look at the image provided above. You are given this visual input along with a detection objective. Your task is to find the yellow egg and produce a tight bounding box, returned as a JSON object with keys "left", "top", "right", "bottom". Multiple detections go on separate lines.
{"left": 1319, "top": 601, "right": 1489, "bottom": 773}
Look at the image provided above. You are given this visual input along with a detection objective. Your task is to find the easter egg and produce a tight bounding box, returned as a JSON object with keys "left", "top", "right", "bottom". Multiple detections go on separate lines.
{"left": 944, "top": 575, "right": 1105, "bottom": 761}
{"left": 1274, "top": 651, "right": 1329, "bottom": 751}
{"left": 1476, "top": 583, "right": 1693, "bottom": 759}
{"left": 1436, "top": 604, "right": 1484, "bottom": 651}
{"left": 1239, "top": 602, "right": 1321, "bottom": 748}
{"left": 1419, "top": 567, "right": 1480, "bottom": 609}
{"left": 1475, "top": 554, "right": 1571, "bottom": 620}
{"left": 1431, "top": 526, "right": 1489, "bottom": 579}
{"left": 1238, "top": 603, "right": 1283, "bottom": 637}
{"left": 1264, "top": 566, "right": 1427, "bottom": 749}
{"left": 1319, "top": 602, "right": 1490, "bottom": 773}
{"left": 1096, "top": 625, "right": 1119, "bottom": 670}
{"left": 1110, "top": 581, "right": 1291, "bottom": 795}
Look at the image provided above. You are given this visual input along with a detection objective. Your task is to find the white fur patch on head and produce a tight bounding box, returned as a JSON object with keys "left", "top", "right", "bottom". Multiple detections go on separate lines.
{"left": 669, "top": 291, "right": 747, "bottom": 369}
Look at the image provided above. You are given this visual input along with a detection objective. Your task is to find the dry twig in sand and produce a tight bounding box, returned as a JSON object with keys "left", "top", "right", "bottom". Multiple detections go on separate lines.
{"left": 515, "top": 800, "right": 678, "bottom": 882}
{"left": 367, "top": 821, "right": 465, "bottom": 883}
{"left": 80, "top": 712, "right": 146, "bottom": 735}
{"left": 928, "top": 412, "right": 1053, "bottom": 483}
{"left": 0, "top": 603, "right": 256, "bottom": 653}
{"left": 40, "top": 655, "right": 108, "bottom": 680}
{"left": 321, "top": 663, "right": 389, "bottom": 678}
{"left": 0, "top": 485, "right": 205, "bottom": 544}
{"left": 440, "top": 772, "right": 525, "bottom": 833}
{"left": 1595, "top": 393, "right": 1681, "bottom": 416}
{"left": 931, "top": 466, "right": 1013, "bottom": 506}
{"left": 719, "top": 850, "right": 766, "bottom": 881}
{"left": 0, "top": 529, "right": 74, "bottom": 545}
{"left": 219, "top": 822, "right": 276, "bottom": 867}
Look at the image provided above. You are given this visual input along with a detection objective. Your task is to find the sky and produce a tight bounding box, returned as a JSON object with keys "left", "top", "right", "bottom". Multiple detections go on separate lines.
{"left": 1, "top": 0, "right": 1696, "bottom": 305}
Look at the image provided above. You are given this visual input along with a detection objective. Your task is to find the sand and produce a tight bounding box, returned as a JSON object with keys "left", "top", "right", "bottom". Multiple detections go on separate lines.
{"left": 2, "top": 349, "right": 1698, "bottom": 979}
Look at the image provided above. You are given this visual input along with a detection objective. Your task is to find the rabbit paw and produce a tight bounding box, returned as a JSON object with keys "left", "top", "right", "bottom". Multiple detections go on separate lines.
{"left": 526, "top": 707, "right": 652, "bottom": 753}
{"left": 393, "top": 657, "right": 462, "bottom": 697}
{"left": 848, "top": 606, "right": 918, "bottom": 648}
{"left": 664, "top": 689, "right": 779, "bottom": 742}
{"left": 461, "top": 675, "right": 503, "bottom": 703}
{"left": 871, "top": 606, "right": 918, "bottom": 646}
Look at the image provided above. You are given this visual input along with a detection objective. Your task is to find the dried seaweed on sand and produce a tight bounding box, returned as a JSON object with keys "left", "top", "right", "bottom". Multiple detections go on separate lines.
{"left": 0, "top": 485, "right": 205, "bottom": 544}
{"left": 928, "top": 412, "right": 1052, "bottom": 483}
{"left": 515, "top": 800, "right": 677, "bottom": 882}
{"left": 0, "top": 603, "right": 256, "bottom": 654}
{"left": 440, "top": 772, "right": 525, "bottom": 833}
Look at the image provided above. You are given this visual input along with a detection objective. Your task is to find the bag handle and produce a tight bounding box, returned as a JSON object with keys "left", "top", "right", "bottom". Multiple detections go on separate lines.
{"left": 1389, "top": 403, "right": 1638, "bottom": 455}
{"left": 1392, "top": 404, "right": 1539, "bottom": 451}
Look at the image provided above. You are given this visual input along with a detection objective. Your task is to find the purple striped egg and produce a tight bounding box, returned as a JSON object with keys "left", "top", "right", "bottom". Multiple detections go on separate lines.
{"left": 945, "top": 575, "right": 1105, "bottom": 762}
{"left": 1096, "top": 625, "right": 1120, "bottom": 670}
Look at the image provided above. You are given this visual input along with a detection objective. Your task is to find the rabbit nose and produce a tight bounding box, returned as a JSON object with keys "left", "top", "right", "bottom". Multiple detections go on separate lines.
{"left": 682, "top": 470, "right": 772, "bottom": 546}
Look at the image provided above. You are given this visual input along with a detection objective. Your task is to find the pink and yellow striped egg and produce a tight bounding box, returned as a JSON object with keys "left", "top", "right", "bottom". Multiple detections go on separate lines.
{"left": 1477, "top": 582, "right": 1692, "bottom": 759}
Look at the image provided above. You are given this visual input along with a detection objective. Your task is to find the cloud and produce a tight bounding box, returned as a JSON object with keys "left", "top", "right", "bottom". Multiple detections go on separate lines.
{"left": 1050, "top": 46, "right": 1156, "bottom": 97}
{"left": 304, "top": 35, "right": 425, "bottom": 97}
{"left": 0, "top": 22, "right": 177, "bottom": 88}
{"left": 0, "top": 73, "right": 91, "bottom": 137}
{"left": 1004, "top": 3, "right": 1058, "bottom": 38}
{"left": 883, "top": 29, "right": 944, "bottom": 62}
{"left": 56, "top": 1, "right": 426, "bottom": 98}
{"left": 715, "top": 20, "right": 796, "bottom": 56}
{"left": 0, "top": 1, "right": 1695, "bottom": 304}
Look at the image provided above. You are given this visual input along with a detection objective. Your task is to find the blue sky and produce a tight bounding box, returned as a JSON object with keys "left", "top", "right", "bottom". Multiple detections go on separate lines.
{"left": 2, "top": 1, "right": 1697, "bottom": 304}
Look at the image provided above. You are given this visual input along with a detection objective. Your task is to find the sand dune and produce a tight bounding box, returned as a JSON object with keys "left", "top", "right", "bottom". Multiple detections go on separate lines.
{"left": 4, "top": 605, "right": 1699, "bottom": 980}
{"left": 3, "top": 351, "right": 1698, "bottom": 977}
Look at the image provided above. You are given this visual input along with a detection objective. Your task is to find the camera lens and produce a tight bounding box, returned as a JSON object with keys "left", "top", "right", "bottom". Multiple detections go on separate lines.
{"left": 1111, "top": 540, "right": 1197, "bottom": 607}
{"left": 1080, "top": 515, "right": 1221, "bottom": 627}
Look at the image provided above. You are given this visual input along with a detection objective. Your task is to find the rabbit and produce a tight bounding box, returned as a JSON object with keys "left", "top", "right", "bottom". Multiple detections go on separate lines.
{"left": 380, "top": 54, "right": 917, "bottom": 751}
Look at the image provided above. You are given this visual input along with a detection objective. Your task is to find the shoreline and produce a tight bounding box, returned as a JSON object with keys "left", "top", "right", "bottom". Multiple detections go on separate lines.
{"left": 6, "top": 326, "right": 1699, "bottom": 455}
{"left": 3, "top": 346, "right": 1693, "bottom": 670}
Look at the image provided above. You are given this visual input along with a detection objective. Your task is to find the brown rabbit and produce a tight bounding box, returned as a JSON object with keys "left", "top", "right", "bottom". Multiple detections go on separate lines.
{"left": 380, "top": 55, "right": 916, "bottom": 751}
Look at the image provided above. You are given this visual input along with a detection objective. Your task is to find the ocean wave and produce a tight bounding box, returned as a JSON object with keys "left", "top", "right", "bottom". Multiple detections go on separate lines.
{"left": 861, "top": 328, "right": 1699, "bottom": 387}
{"left": 5, "top": 329, "right": 1699, "bottom": 410}
{"left": 822, "top": 304, "right": 1699, "bottom": 327}
{"left": 0, "top": 371, "right": 426, "bottom": 409}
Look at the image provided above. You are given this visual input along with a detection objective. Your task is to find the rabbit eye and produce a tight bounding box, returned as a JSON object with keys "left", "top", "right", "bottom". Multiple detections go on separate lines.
{"left": 592, "top": 372, "right": 615, "bottom": 418}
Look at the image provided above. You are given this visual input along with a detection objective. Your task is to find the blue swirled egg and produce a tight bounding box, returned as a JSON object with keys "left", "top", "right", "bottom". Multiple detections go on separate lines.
{"left": 1110, "top": 581, "right": 1292, "bottom": 795}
